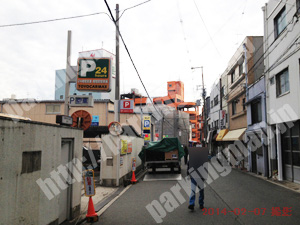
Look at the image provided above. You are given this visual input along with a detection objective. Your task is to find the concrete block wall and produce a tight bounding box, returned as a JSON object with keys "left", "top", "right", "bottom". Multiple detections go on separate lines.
{"left": 100, "top": 134, "right": 144, "bottom": 186}
{"left": 0, "top": 117, "right": 83, "bottom": 225}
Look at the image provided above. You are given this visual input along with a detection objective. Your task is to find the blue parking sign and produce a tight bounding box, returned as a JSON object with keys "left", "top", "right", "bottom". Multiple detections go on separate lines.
{"left": 144, "top": 120, "right": 150, "bottom": 128}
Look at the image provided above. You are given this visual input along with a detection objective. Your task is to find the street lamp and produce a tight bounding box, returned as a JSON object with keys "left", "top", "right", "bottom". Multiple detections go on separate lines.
{"left": 191, "top": 66, "right": 207, "bottom": 146}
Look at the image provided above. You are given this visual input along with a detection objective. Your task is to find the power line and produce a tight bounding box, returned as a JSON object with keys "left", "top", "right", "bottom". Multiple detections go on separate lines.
{"left": 197, "top": 1, "right": 246, "bottom": 53}
{"left": 176, "top": 0, "right": 192, "bottom": 66}
{"left": 106, "top": 1, "right": 192, "bottom": 137}
{"left": 118, "top": 0, "right": 152, "bottom": 20}
{"left": 103, "top": 0, "right": 164, "bottom": 120}
{"left": 0, "top": 12, "right": 112, "bottom": 28}
{"left": 211, "top": 1, "right": 298, "bottom": 101}
{"left": 193, "top": 0, "right": 222, "bottom": 58}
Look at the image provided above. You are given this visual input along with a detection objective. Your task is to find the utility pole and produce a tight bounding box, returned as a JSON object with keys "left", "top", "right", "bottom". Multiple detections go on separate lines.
{"left": 115, "top": 4, "right": 120, "bottom": 187}
{"left": 114, "top": 4, "right": 120, "bottom": 123}
{"left": 64, "top": 30, "right": 72, "bottom": 116}
{"left": 191, "top": 66, "right": 206, "bottom": 146}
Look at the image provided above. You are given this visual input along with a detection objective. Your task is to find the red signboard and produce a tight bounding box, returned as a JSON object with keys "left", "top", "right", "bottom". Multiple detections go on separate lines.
{"left": 120, "top": 100, "right": 134, "bottom": 113}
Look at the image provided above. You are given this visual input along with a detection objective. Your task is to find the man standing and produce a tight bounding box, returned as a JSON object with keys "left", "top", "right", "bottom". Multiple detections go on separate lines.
{"left": 187, "top": 160, "right": 205, "bottom": 210}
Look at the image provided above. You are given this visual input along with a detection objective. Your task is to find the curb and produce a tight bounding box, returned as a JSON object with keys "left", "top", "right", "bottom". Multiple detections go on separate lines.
{"left": 233, "top": 168, "right": 300, "bottom": 194}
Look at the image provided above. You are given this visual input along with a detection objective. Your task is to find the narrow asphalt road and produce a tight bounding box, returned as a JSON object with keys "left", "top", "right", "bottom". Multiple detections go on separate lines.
{"left": 88, "top": 163, "right": 300, "bottom": 225}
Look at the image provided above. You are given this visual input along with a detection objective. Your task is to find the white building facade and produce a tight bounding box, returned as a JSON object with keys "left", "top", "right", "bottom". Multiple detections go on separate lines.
{"left": 263, "top": 0, "right": 300, "bottom": 183}
{"left": 208, "top": 80, "right": 221, "bottom": 155}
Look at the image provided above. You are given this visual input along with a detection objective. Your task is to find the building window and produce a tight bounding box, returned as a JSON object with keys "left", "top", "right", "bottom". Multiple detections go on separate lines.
{"left": 164, "top": 98, "right": 175, "bottom": 104}
{"left": 214, "top": 95, "right": 219, "bottom": 106}
{"left": 46, "top": 104, "right": 61, "bottom": 114}
{"left": 231, "top": 71, "right": 235, "bottom": 84}
{"left": 60, "top": 95, "right": 63, "bottom": 99}
{"left": 22, "top": 151, "right": 42, "bottom": 174}
{"left": 243, "top": 98, "right": 246, "bottom": 111}
{"left": 192, "top": 133, "right": 196, "bottom": 138}
{"left": 274, "top": 6, "right": 287, "bottom": 38}
{"left": 232, "top": 101, "right": 237, "bottom": 115}
{"left": 239, "top": 63, "right": 244, "bottom": 76}
{"left": 190, "top": 114, "right": 196, "bottom": 120}
{"left": 276, "top": 68, "right": 289, "bottom": 96}
{"left": 191, "top": 123, "right": 195, "bottom": 129}
{"left": 297, "top": 0, "right": 300, "bottom": 15}
{"left": 211, "top": 101, "right": 213, "bottom": 108}
{"left": 251, "top": 99, "right": 262, "bottom": 124}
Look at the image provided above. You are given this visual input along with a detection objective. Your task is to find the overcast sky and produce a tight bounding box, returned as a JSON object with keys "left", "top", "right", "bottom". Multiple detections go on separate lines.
{"left": 0, "top": 0, "right": 271, "bottom": 102}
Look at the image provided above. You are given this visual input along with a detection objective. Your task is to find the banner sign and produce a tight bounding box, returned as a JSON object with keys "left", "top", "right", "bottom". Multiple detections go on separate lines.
{"left": 77, "top": 58, "right": 111, "bottom": 92}
{"left": 83, "top": 170, "right": 96, "bottom": 197}
{"left": 121, "top": 140, "right": 128, "bottom": 155}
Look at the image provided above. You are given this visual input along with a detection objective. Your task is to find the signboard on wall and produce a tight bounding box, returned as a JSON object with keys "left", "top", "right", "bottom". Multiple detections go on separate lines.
{"left": 120, "top": 100, "right": 134, "bottom": 113}
{"left": 69, "top": 95, "right": 94, "bottom": 107}
{"left": 77, "top": 58, "right": 111, "bottom": 92}
{"left": 120, "top": 156, "right": 124, "bottom": 166}
{"left": 144, "top": 133, "right": 151, "bottom": 141}
{"left": 143, "top": 115, "right": 151, "bottom": 130}
{"left": 121, "top": 140, "right": 128, "bottom": 155}
{"left": 127, "top": 142, "right": 132, "bottom": 154}
{"left": 91, "top": 115, "right": 99, "bottom": 126}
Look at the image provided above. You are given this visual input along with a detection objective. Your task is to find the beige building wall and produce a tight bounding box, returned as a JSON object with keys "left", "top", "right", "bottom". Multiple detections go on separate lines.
{"left": 225, "top": 36, "right": 262, "bottom": 131}
{"left": 0, "top": 100, "right": 143, "bottom": 134}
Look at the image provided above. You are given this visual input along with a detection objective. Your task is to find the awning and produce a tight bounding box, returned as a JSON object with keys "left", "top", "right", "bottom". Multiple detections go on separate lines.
{"left": 245, "top": 96, "right": 261, "bottom": 105}
{"left": 222, "top": 128, "right": 246, "bottom": 141}
{"left": 216, "top": 129, "right": 229, "bottom": 141}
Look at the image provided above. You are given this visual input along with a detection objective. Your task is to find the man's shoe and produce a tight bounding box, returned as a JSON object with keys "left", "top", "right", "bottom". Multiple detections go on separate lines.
{"left": 200, "top": 205, "right": 204, "bottom": 209}
{"left": 188, "top": 205, "right": 194, "bottom": 210}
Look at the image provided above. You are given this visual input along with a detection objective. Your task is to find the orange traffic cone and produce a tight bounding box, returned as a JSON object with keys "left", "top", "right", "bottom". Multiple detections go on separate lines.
{"left": 86, "top": 196, "right": 98, "bottom": 222}
{"left": 131, "top": 171, "right": 137, "bottom": 184}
